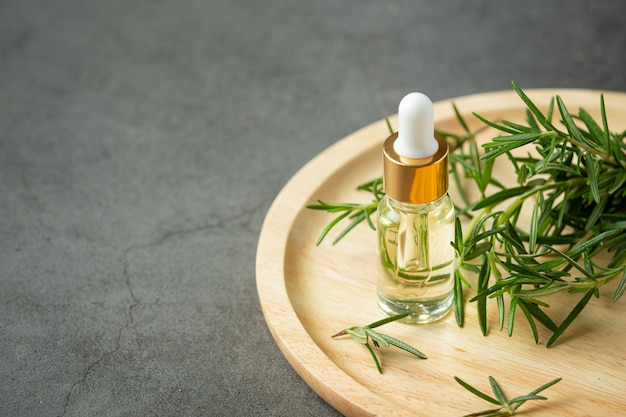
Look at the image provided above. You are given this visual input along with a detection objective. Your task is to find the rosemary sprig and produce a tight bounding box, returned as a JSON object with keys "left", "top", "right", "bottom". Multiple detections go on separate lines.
{"left": 455, "top": 375, "right": 562, "bottom": 416}
{"left": 309, "top": 82, "right": 626, "bottom": 347}
{"left": 457, "top": 81, "right": 626, "bottom": 346}
{"left": 306, "top": 177, "right": 383, "bottom": 245}
{"left": 331, "top": 312, "right": 427, "bottom": 373}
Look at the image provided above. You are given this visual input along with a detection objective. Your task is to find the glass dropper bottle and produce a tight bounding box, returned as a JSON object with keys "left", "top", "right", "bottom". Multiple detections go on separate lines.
{"left": 376, "top": 92, "right": 455, "bottom": 324}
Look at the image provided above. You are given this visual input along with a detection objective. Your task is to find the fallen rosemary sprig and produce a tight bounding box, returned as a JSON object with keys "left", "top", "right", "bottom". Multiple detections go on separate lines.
{"left": 331, "top": 312, "right": 427, "bottom": 373}
{"left": 455, "top": 375, "right": 562, "bottom": 416}
{"left": 308, "top": 82, "right": 626, "bottom": 347}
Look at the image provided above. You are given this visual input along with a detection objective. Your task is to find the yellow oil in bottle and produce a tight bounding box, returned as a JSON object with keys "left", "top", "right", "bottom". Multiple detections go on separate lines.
{"left": 377, "top": 194, "right": 455, "bottom": 323}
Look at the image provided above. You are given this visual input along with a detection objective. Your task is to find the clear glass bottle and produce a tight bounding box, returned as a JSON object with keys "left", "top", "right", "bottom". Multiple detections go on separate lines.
{"left": 377, "top": 92, "right": 455, "bottom": 324}
{"left": 377, "top": 194, "right": 455, "bottom": 323}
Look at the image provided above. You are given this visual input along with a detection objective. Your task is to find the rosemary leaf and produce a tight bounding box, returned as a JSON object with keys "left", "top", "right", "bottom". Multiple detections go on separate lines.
{"left": 454, "top": 269, "right": 466, "bottom": 327}
{"left": 613, "top": 272, "right": 626, "bottom": 301}
{"left": 366, "top": 311, "right": 410, "bottom": 329}
{"left": 518, "top": 299, "right": 557, "bottom": 331}
{"left": 454, "top": 376, "right": 501, "bottom": 406}
{"left": 472, "top": 186, "right": 531, "bottom": 211}
{"left": 477, "top": 257, "right": 491, "bottom": 336}
{"left": 512, "top": 81, "right": 558, "bottom": 132}
{"left": 507, "top": 297, "right": 518, "bottom": 337}
{"left": 379, "top": 333, "right": 427, "bottom": 359}
{"left": 489, "top": 376, "right": 508, "bottom": 406}
{"left": 364, "top": 342, "right": 382, "bottom": 373}
{"left": 364, "top": 328, "right": 390, "bottom": 348}
{"left": 546, "top": 290, "right": 594, "bottom": 348}
{"left": 516, "top": 299, "right": 539, "bottom": 343}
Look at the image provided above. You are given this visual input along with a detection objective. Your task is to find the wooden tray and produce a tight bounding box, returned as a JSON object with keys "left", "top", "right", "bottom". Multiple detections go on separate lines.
{"left": 256, "top": 90, "right": 626, "bottom": 416}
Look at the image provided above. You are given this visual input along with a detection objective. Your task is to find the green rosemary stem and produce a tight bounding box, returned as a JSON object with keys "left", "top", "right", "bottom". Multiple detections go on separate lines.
{"left": 466, "top": 207, "right": 493, "bottom": 238}
{"left": 331, "top": 313, "right": 427, "bottom": 373}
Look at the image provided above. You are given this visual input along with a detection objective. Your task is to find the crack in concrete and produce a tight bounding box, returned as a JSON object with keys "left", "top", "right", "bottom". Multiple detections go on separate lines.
{"left": 59, "top": 248, "right": 141, "bottom": 416}
{"left": 58, "top": 205, "right": 263, "bottom": 415}
{"left": 225, "top": 196, "right": 273, "bottom": 236}
{"left": 58, "top": 322, "right": 126, "bottom": 417}
{"left": 122, "top": 246, "right": 142, "bottom": 324}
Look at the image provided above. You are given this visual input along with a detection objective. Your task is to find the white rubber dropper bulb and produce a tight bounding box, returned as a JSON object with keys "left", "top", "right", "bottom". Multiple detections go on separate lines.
{"left": 394, "top": 92, "right": 439, "bottom": 159}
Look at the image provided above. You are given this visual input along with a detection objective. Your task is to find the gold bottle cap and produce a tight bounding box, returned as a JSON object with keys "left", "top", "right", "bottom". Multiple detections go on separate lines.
{"left": 382, "top": 132, "right": 449, "bottom": 204}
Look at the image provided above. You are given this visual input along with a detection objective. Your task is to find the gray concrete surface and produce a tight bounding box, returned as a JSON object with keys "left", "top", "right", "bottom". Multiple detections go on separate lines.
{"left": 1, "top": 1, "right": 625, "bottom": 416}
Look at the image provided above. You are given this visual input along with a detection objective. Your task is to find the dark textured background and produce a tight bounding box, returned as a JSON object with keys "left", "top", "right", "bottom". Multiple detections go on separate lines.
{"left": 1, "top": 1, "right": 625, "bottom": 416}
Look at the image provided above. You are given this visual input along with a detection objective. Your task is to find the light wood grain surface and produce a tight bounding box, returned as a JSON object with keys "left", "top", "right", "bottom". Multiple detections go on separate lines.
{"left": 256, "top": 90, "right": 626, "bottom": 416}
